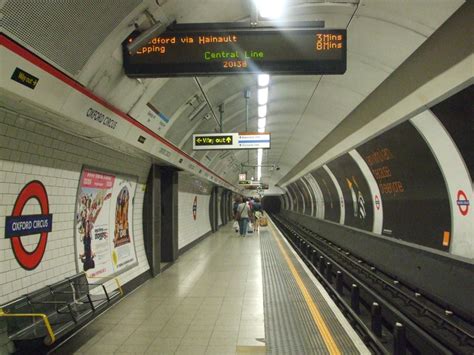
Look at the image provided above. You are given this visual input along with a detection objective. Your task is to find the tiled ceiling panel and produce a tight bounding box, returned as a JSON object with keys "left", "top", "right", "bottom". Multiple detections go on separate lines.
{"left": 0, "top": 0, "right": 141, "bottom": 75}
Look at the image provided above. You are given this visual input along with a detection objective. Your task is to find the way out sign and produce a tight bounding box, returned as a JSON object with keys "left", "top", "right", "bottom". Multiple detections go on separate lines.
{"left": 193, "top": 132, "right": 270, "bottom": 150}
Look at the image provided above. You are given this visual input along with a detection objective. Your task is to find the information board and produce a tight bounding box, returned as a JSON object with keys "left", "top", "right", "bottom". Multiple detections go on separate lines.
{"left": 124, "top": 26, "right": 346, "bottom": 76}
{"left": 193, "top": 132, "right": 270, "bottom": 150}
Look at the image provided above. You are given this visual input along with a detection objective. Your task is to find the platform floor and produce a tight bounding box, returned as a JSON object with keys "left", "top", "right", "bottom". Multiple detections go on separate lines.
{"left": 55, "top": 219, "right": 368, "bottom": 354}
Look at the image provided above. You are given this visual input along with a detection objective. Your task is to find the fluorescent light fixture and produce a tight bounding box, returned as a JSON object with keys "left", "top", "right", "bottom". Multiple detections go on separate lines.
{"left": 258, "top": 105, "right": 267, "bottom": 118}
{"left": 258, "top": 117, "right": 266, "bottom": 129}
{"left": 258, "top": 127, "right": 265, "bottom": 133}
{"left": 257, "top": 165, "right": 262, "bottom": 181}
{"left": 258, "top": 74, "right": 270, "bottom": 87}
{"left": 257, "top": 148, "right": 263, "bottom": 164}
{"left": 258, "top": 87, "right": 268, "bottom": 105}
{"left": 254, "top": 0, "right": 284, "bottom": 19}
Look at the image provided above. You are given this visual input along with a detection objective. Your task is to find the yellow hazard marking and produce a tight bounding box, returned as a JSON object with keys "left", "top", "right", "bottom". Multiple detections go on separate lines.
{"left": 268, "top": 223, "right": 341, "bottom": 355}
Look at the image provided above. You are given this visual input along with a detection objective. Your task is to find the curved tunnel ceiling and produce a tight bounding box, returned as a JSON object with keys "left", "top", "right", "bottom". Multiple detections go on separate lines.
{"left": 0, "top": 0, "right": 465, "bottom": 194}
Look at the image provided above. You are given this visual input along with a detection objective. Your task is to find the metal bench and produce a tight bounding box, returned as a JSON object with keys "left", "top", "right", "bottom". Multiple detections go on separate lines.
{"left": 0, "top": 273, "right": 122, "bottom": 347}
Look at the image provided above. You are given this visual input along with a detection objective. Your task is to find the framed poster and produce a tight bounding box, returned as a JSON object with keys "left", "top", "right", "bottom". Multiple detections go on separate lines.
{"left": 75, "top": 168, "right": 138, "bottom": 277}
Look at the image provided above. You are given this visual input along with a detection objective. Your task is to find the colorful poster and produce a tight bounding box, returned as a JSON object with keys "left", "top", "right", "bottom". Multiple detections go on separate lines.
{"left": 75, "top": 169, "right": 137, "bottom": 277}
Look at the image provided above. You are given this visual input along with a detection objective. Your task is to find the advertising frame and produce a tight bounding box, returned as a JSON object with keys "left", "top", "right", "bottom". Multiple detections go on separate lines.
{"left": 73, "top": 165, "right": 139, "bottom": 278}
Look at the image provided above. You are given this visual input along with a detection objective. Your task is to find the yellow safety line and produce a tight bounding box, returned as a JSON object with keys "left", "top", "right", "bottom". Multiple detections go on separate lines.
{"left": 268, "top": 223, "right": 341, "bottom": 355}
{"left": 0, "top": 308, "right": 56, "bottom": 344}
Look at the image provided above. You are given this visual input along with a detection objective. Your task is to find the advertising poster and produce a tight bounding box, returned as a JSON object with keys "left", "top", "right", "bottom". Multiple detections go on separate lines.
{"left": 327, "top": 153, "right": 374, "bottom": 232}
{"left": 356, "top": 121, "right": 451, "bottom": 251}
{"left": 75, "top": 169, "right": 137, "bottom": 277}
{"left": 310, "top": 168, "right": 341, "bottom": 223}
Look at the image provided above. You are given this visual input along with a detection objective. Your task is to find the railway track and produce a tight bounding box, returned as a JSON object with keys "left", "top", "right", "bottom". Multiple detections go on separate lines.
{"left": 270, "top": 213, "right": 474, "bottom": 355}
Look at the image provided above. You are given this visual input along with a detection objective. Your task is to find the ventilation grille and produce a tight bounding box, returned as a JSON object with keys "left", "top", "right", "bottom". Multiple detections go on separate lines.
{"left": 0, "top": 0, "right": 141, "bottom": 76}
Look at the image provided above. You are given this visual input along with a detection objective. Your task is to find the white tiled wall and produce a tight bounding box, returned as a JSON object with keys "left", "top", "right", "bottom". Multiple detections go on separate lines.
{"left": 178, "top": 192, "right": 211, "bottom": 249}
{"left": 0, "top": 109, "right": 151, "bottom": 304}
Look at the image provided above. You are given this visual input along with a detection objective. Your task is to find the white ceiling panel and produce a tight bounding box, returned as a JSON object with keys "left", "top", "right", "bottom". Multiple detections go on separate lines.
{"left": 0, "top": 0, "right": 465, "bottom": 192}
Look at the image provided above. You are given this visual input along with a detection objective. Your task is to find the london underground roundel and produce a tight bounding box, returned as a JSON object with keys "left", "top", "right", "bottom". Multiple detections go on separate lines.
{"left": 5, "top": 181, "right": 53, "bottom": 270}
{"left": 456, "top": 190, "right": 469, "bottom": 216}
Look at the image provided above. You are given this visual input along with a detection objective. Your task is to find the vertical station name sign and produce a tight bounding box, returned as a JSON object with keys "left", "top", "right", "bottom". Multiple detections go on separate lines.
{"left": 123, "top": 23, "right": 346, "bottom": 76}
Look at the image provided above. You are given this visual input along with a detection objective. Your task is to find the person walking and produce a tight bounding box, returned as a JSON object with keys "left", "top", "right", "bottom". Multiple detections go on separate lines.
{"left": 236, "top": 197, "right": 251, "bottom": 237}
{"left": 232, "top": 195, "right": 241, "bottom": 233}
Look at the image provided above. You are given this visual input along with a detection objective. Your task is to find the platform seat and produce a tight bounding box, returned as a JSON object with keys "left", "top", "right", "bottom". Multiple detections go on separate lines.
{"left": 0, "top": 273, "right": 122, "bottom": 347}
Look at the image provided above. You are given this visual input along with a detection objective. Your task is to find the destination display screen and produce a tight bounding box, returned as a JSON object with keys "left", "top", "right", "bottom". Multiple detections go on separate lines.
{"left": 123, "top": 27, "right": 346, "bottom": 77}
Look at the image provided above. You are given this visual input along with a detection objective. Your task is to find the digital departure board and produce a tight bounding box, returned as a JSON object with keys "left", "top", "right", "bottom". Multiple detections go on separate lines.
{"left": 123, "top": 25, "right": 346, "bottom": 77}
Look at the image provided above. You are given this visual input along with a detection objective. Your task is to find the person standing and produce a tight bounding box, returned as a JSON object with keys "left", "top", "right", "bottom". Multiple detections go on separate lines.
{"left": 253, "top": 198, "right": 263, "bottom": 231}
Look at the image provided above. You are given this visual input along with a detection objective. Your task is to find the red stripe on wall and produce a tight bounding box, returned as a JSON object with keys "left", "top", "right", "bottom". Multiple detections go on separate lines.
{"left": 0, "top": 34, "right": 233, "bottom": 187}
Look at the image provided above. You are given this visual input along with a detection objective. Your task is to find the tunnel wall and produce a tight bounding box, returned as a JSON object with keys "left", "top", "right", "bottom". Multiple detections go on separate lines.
{"left": 177, "top": 173, "right": 212, "bottom": 249}
{"left": 0, "top": 109, "right": 151, "bottom": 305}
{"left": 281, "top": 86, "right": 473, "bottom": 259}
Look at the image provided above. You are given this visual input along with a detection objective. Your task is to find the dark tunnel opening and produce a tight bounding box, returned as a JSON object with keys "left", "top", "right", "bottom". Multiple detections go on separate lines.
{"left": 262, "top": 196, "right": 281, "bottom": 213}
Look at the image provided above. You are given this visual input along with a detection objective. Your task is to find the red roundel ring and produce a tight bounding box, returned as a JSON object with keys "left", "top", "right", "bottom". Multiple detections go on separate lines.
{"left": 10, "top": 181, "right": 49, "bottom": 270}
{"left": 457, "top": 190, "right": 469, "bottom": 216}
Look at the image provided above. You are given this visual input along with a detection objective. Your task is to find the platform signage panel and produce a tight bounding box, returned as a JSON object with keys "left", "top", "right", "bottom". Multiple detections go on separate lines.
{"left": 193, "top": 132, "right": 270, "bottom": 150}
{"left": 124, "top": 25, "right": 346, "bottom": 77}
{"left": 238, "top": 180, "right": 269, "bottom": 190}
{"left": 11, "top": 67, "right": 39, "bottom": 90}
{"left": 238, "top": 133, "right": 270, "bottom": 149}
{"left": 194, "top": 134, "right": 234, "bottom": 147}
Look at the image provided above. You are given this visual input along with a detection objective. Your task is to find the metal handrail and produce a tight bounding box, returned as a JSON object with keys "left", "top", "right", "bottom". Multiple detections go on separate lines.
{"left": 0, "top": 308, "right": 56, "bottom": 344}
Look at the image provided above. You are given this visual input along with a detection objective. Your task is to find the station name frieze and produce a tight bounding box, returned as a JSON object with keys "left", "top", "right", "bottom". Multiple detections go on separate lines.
{"left": 86, "top": 107, "right": 117, "bottom": 130}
